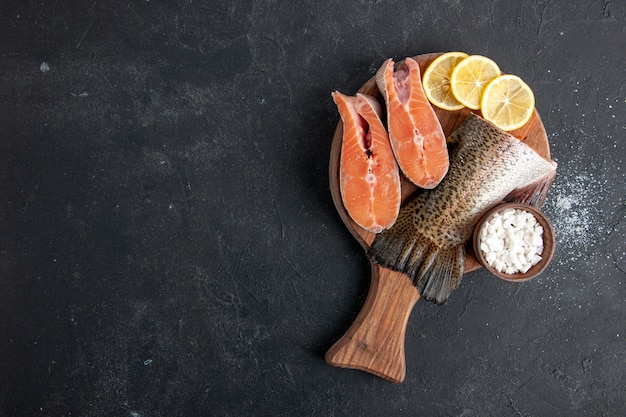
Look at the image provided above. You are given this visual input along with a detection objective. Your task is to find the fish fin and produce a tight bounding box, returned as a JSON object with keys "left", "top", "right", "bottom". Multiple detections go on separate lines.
{"left": 367, "top": 197, "right": 425, "bottom": 276}
{"left": 368, "top": 197, "right": 465, "bottom": 305}
{"left": 415, "top": 244, "right": 465, "bottom": 305}
{"left": 367, "top": 220, "right": 420, "bottom": 275}
{"left": 503, "top": 168, "right": 556, "bottom": 208}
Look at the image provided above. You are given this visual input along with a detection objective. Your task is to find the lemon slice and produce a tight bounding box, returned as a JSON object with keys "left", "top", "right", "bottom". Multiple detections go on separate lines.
{"left": 481, "top": 74, "right": 535, "bottom": 131}
{"left": 450, "top": 55, "right": 501, "bottom": 110}
{"left": 422, "top": 51, "right": 469, "bottom": 111}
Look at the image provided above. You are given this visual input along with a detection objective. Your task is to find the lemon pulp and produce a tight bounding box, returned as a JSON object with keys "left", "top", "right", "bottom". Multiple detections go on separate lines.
{"left": 422, "top": 52, "right": 469, "bottom": 111}
{"left": 450, "top": 55, "right": 501, "bottom": 110}
{"left": 480, "top": 74, "right": 535, "bottom": 131}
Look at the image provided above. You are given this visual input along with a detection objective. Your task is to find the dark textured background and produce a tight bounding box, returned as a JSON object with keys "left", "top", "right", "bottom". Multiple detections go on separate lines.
{"left": 1, "top": 1, "right": 624, "bottom": 416}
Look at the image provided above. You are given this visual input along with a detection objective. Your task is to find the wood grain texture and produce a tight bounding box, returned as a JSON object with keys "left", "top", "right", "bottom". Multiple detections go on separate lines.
{"left": 325, "top": 266, "right": 419, "bottom": 383}
{"left": 326, "top": 53, "right": 551, "bottom": 382}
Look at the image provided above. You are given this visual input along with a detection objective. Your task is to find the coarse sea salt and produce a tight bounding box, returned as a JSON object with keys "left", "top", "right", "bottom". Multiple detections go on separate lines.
{"left": 479, "top": 208, "right": 544, "bottom": 274}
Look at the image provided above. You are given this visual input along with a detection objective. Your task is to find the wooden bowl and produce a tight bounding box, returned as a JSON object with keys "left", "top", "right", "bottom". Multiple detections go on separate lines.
{"left": 472, "top": 203, "right": 555, "bottom": 282}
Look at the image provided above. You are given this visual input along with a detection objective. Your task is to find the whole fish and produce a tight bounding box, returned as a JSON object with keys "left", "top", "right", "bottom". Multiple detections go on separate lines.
{"left": 368, "top": 114, "right": 557, "bottom": 304}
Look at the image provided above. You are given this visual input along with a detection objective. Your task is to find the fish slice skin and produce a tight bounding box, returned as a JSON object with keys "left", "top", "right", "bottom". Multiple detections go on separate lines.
{"left": 376, "top": 57, "right": 449, "bottom": 189}
{"left": 333, "top": 91, "right": 401, "bottom": 233}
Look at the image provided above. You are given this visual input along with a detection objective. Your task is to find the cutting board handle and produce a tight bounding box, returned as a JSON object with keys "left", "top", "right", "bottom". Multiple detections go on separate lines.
{"left": 325, "top": 263, "right": 420, "bottom": 383}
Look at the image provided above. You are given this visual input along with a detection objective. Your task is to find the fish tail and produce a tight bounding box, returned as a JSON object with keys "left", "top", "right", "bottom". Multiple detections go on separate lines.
{"left": 404, "top": 237, "right": 430, "bottom": 278}
{"left": 368, "top": 220, "right": 465, "bottom": 305}
{"left": 415, "top": 244, "right": 465, "bottom": 305}
{"left": 368, "top": 228, "right": 419, "bottom": 274}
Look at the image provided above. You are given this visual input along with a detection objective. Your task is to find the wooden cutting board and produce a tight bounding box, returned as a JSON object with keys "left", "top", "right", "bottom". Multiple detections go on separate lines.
{"left": 325, "top": 53, "right": 551, "bottom": 383}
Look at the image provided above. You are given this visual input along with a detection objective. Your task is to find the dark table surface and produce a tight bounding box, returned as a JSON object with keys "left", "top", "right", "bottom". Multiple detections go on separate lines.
{"left": 1, "top": 1, "right": 624, "bottom": 416}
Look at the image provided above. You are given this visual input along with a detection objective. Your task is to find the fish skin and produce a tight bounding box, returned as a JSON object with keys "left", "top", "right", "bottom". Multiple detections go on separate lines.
{"left": 332, "top": 91, "right": 401, "bottom": 233}
{"left": 368, "top": 114, "right": 557, "bottom": 304}
{"left": 376, "top": 57, "right": 449, "bottom": 189}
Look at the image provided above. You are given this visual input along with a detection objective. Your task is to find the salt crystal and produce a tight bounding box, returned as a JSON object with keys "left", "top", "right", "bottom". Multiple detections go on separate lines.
{"left": 479, "top": 208, "right": 545, "bottom": 274}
